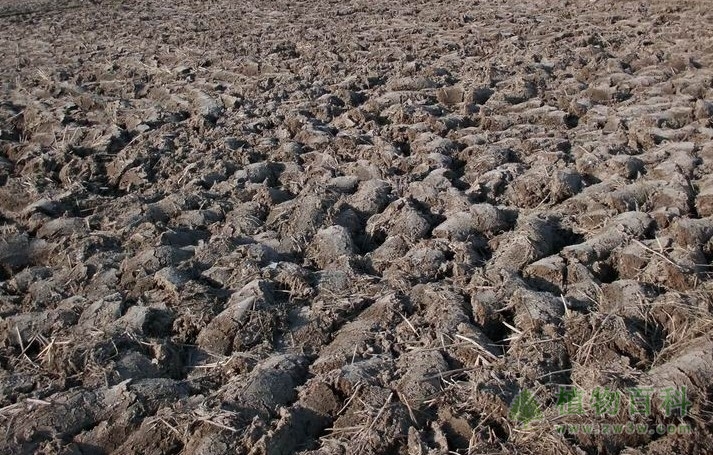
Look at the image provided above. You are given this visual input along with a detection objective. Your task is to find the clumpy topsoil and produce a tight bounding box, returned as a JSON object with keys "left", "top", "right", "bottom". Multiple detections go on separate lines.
{"left": 1, "top": 0, "right": 713, "bottom": 453}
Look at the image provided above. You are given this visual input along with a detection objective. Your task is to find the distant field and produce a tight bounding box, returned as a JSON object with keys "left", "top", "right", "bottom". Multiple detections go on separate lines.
{"left": 0, "top": 0, "right": 82, "bottom": 17}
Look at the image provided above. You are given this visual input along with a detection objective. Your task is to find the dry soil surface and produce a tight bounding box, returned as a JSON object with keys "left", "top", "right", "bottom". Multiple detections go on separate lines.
{"left": 2, "top": 0, "right": 713, "bottom": 454}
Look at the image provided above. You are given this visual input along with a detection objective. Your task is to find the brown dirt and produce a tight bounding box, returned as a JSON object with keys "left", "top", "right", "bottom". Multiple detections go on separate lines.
{"left": 1, "top": 0, "right": 713, "bottom": 454}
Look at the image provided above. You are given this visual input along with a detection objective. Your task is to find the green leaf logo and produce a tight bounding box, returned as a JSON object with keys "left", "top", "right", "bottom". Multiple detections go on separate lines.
{"left": 509, "top": 389, "right": 542, "bottom": 426}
